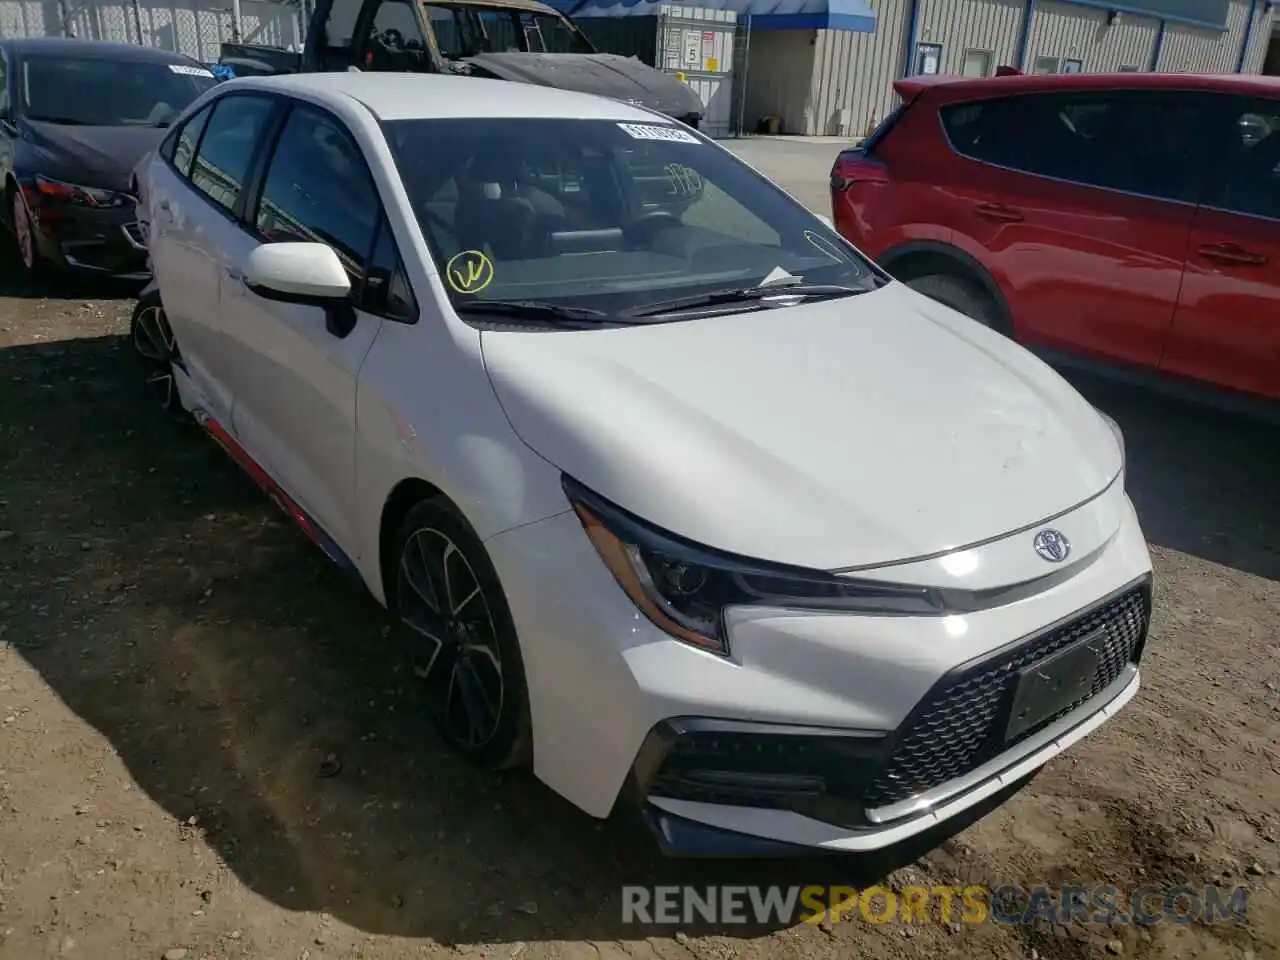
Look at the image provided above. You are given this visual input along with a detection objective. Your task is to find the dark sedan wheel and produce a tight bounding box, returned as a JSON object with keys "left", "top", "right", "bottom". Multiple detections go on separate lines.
{"left": 130, "top": 292, "right": 186, "bottom": 419}
{"left": 11, "top": 189, "right": 44, "bottom": 278}
{"left": 392, "top": 497, "right": 531, "bottom": 770}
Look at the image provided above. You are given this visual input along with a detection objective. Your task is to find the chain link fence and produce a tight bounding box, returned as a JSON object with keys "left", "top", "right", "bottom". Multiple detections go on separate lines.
{"left": 0, "top": 0, "right": 303, "bottom": 62}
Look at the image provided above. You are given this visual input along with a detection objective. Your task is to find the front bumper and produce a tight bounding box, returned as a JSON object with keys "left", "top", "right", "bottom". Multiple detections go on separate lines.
{"left": 483, "top": 482, "right": 1153, "bottom": 855}
{"left": 27, "top": 195, "right": 149, "bottom": 279}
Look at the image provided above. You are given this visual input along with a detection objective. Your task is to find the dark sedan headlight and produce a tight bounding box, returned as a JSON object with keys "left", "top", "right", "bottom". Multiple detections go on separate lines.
{"left": 33, "top": 175, "right": 130, "bottom": 209}
{"left": 563, "top": 475, "right": 943, "bottom": 656}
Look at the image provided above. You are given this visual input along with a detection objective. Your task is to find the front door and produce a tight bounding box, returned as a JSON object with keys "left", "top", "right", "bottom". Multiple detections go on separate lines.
{"left": 1160, "top": 94, "right": 1280, "bottom": 401}
{"left": 221, "top": 101, "right": 394, "bottom": 557}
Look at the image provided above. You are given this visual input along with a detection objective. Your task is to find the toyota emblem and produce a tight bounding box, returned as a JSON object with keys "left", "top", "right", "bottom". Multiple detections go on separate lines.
{"left": 1033, "top": 529, "right": 1071, "bottom": 563}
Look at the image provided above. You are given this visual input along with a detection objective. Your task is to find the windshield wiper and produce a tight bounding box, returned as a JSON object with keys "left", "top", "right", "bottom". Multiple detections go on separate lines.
{"left": 619, "top": 282, "right": 870, "bottom": 319}
{"left": 454, "top": 299, "right": 615, "bottom": 327}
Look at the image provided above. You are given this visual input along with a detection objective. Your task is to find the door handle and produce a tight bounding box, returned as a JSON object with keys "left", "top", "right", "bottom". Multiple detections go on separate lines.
{"left": 974, "top": 202, "right": 1024, "bottom": 223}
{"left": 1197, "top": 243, "right": 1268, "bottom": 267}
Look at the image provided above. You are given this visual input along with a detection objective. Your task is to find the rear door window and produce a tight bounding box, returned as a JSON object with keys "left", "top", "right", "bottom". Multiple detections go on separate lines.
{"left": 941, "top": 91, "right": 1212, "bottom": 204}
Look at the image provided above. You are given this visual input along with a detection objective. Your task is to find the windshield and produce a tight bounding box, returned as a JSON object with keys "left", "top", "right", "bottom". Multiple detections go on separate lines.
{"left": 20, "top": 55, "right": 216, "bottom": 126}
{"left": 383, "top": 117, "right": 876, "bottom": 319}
{"left": 426, "top": 5, "right": 594, "bottom": 56}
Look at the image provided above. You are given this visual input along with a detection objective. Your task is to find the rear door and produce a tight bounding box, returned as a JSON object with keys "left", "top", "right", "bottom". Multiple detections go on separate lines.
{"left": 1160, "top": 94, "right": 1280, "bottom": 401}
{"left": 147, "top": 91, "right": 279, "bottom": 425}
{"left": 935, "top": 88, "right": 1213, "bottom": 370}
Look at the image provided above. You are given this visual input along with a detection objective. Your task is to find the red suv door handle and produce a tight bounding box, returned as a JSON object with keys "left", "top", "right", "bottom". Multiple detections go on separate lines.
{"left": 1197, "top": 243, "right": 1268, "bottom": 267}
{"left": 974, "top": 202, "right": 1024, "bottom": 223}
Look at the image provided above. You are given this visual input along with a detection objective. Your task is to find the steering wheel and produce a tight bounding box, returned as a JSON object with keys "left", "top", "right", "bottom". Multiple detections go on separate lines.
{"left": 625, "top": 208, "right": 681, "bottom": 244}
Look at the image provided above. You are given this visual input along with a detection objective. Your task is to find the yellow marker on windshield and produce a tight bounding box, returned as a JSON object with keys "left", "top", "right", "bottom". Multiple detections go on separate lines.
{"left": 446, "top": 249, "right": 495, "bottom": 294}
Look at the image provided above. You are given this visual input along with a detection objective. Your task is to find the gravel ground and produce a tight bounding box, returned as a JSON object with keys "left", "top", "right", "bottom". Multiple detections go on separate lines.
{"left": 0, "top": 196, "right": 1278, "bottom": 960}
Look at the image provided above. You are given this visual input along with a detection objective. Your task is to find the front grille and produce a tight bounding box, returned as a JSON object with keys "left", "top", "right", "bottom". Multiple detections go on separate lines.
{"left": 862, "top": 585, "right": 1149, "bottom": 811}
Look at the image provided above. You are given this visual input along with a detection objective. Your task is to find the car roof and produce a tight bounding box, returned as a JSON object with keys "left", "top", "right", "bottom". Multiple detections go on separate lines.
{"left": 0, "top": 36, "right": 204, "bottom": 65}
{"left": 222, "top": 72, "right": 664, "bottom": 123}
{"left": 899, "top": 71, "right": 1280, "bottom": 100}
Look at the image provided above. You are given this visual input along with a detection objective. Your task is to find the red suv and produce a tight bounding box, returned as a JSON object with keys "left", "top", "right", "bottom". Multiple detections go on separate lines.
{"left": 831, "top": 72, "right": 1280, "bottom": 405}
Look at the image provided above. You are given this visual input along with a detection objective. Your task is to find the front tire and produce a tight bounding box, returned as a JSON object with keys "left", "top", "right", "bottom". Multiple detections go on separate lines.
{"left": 10, "top": 188, "right": 45, "bottom": 280}
{"left": 391, "top": 497, "right": 532, "bottom": 770}
{"left": 906, "top": 273, "right": 1002, "bottom": 331}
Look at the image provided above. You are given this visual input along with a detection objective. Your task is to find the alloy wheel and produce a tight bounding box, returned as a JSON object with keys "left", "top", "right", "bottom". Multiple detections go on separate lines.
{"left": 397, "top": 526, "right": 505, "bottom": 750}
{"left": 12, "top": 192, "right": 35, "bottom": 272}
{"left": 131, "top": 300, "right": 183, "bottom": 415}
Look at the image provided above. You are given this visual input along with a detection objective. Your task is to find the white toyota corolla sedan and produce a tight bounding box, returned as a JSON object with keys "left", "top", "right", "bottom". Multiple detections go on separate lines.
{"left": 133, "top": 71, "right": 1153, "bottom": 856}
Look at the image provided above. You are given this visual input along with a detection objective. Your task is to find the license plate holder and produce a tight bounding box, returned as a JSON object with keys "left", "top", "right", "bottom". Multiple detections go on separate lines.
{"left": 1005, "top": 633, "right": 1102, "bottom": 742}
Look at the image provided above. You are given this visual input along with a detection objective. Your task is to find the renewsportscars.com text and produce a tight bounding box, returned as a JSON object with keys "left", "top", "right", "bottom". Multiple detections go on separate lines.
{"left": 621, "top": 884, "right": 1250, "bottom": 926}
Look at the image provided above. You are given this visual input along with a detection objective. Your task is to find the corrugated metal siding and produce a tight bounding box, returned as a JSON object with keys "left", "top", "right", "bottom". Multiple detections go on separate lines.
{"left": 1244, "top": 5, "right": 1273, "bottom": 72}
{"left": 915, "top": 0, "right": 1021, "bottom": 75}
{"left": 1160, "top": 0, "right": 1254, "bottom": 72}
{"left": 575, "top": 16, "right": 660, "bottom": 64}
{"left": 1026, "top": 1, "right": 1158, "bottom": 72}
{"left": 810, "top": 0, "right": 911, "bottom": 138}
{"left": 741, "top": 29, "right": 814, "bottom": 134}
{"left": 0, "top": 0, "right": 300, "bottom": 60}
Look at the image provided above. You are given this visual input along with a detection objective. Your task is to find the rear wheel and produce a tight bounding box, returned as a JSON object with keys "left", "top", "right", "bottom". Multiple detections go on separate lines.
{"left": 906, "top": 273, "right": 1002, "bottom": 331}
{"left": 390, "top": 497, "right": 532, "bottom": 770}
{"left": 130, "top": 291, "right": 187, "bottom": 419}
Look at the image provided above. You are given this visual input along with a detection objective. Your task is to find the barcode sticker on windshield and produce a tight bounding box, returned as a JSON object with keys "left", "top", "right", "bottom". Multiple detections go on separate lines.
{"left": 169, "top": 64, "right": 215, "bottom": 77}
{"left": 617, "top": 123, "right": 700, "bottom": 144}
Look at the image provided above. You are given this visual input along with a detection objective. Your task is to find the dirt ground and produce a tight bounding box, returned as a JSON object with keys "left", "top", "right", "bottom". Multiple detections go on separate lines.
{"left": 0, "top": 256, "right": 1278, "bottom": 960}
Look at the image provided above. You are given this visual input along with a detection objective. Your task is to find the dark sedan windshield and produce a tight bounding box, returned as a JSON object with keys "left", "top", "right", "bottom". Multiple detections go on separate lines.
{"left": 20, "top": 55, "right": 216, "bottom": 127}
{"left": 383, "top": 117, "right": 877, "bottom": 317}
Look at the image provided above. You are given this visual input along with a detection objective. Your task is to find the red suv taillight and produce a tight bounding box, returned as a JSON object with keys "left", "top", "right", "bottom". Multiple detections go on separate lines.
{"left": 830, "top": 150, "right": 889, "bottom": 192}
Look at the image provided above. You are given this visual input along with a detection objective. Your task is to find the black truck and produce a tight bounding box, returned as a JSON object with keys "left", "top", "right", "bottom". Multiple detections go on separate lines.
{"left": 219, "top": 0, "right": 705, "bottom": 126}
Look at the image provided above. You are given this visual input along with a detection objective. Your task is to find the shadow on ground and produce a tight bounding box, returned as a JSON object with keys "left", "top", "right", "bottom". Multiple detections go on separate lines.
{"left": 1065, "top": 370, "right": 1280, "bottom": 583}
{"left": 0, "top": 333, "right": 1275, "bottom": 943}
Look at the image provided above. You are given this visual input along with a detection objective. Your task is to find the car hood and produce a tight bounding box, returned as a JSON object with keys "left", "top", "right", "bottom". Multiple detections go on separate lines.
{"left": 463, "top": 52, "right": 705, "bottom": 120}
{"left": 480, "top": 283, "right": 1123, "bottom": 571}
{"left": 21, "top": 120, "right": 166, "bottom": 192}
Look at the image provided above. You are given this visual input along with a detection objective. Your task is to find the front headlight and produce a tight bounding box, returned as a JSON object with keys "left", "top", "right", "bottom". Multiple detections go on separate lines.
{"left": 563, "top": 475, "right": 943, "bottom": 656}
{"left": 33, "top": 175, "right": 130, "bottom": 209}
{"left": 1095, "top": 408, "right": 1126, "bottom": 474}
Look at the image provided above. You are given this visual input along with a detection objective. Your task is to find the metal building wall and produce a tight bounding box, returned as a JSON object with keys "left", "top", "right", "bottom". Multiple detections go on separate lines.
{"left": 0, "top": 0, "right": 301, "bottom": 61}
{"left": 1026, "top": 1, "right": 1159, "bottom": 71}
{"left": 915, "top": 0, "right": 1021, "bottom": 75}
{"left": 1160, "top": 0, "right": 1262, "bottom": 72}
{"left": 809, "top": 0, "right": 911, "bottom": 138}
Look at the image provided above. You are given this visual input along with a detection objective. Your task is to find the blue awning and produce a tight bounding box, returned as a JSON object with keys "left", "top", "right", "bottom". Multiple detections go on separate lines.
{"left": 559, "top": 0, "right": 876, "bottom": 32}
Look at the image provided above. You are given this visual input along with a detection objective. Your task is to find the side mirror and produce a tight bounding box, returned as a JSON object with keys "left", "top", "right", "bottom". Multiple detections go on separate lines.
{"left": 244, "top": 242, "right": 357, "bottom": 337}
{"left": 815, "top": 213, "right": 834, "bottom": 229}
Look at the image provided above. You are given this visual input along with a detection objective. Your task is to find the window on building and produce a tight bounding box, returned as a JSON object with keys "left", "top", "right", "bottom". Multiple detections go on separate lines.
{"left": 1032, "top": 56, "right": 1059, "bottom": 74}
{"left": 939, "top": 90, "right": 1213, "bottom": 203}
{"left": 1118, "top": 64, "right": 1140, "bottom": 72}
{"left": 914, "top": 43, "right": 942, "bottom": 76}
{"left": 961, "top": 49, "right": 993, "bottom": 77}
{"left": 1208, "top": 98, "right": 1280, "bottom": 220}
{"left": 1062, "top": 58, "right": 1083, "bottom": 73}
{"left": 188, "top": 94, "right": 276, "bottom": 214}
